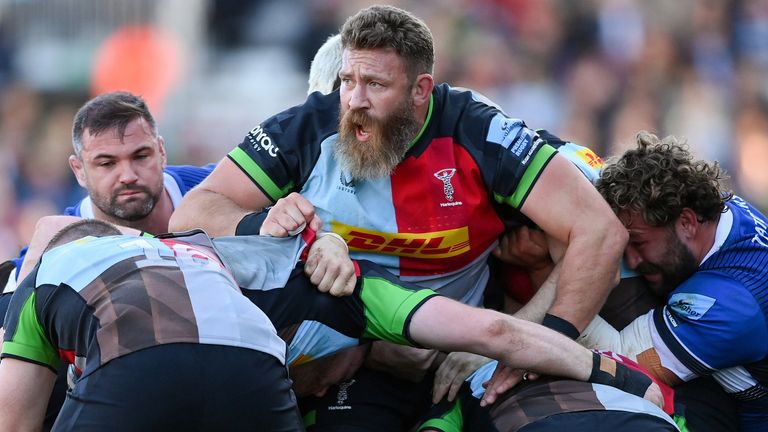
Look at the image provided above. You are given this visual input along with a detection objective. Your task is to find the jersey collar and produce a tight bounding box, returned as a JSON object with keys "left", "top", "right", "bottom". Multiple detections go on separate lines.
{"left": 700, "top": 204, "right": 733, "bottom": 265}
{"left": 408, "top": 94, "right": 434, "bottom": 149}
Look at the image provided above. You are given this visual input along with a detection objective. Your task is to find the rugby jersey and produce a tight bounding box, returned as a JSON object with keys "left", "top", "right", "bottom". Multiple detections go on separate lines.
{"left": 228, "top": 84, "right": 602, "bottom": 306}
{"left": 648, "top": 196, "right": 768, "bottom": 431}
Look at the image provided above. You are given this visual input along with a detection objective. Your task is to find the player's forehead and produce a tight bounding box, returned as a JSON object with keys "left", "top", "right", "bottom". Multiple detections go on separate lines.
{"left": 619, "top": 210, "right": 667, "bottom": 240}
{"left": 340, "top": 47, "right": 405, "bottom": 78}
{"left": 81, "top": 118, "right": 157, "bottom": 154}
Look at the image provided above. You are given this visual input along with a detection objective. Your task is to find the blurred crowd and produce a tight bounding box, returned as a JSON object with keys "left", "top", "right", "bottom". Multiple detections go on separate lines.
{"left": 1, "top": 0, "right": 767, "bottom": 261}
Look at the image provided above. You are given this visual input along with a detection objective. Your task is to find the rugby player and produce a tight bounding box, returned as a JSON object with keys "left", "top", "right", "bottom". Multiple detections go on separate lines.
{"left": 0, "top": 219, "right": 662, "bottom": 430}
{"left": 169, "top": 6, "right": 626, "bottom": 428}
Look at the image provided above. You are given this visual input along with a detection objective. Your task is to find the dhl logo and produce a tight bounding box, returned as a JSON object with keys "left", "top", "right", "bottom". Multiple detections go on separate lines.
{"left": 576, "top": 148, "right": 604, "bottom": 168}
{"left": 332, "top": 222, "right": 470, "bottom": 259}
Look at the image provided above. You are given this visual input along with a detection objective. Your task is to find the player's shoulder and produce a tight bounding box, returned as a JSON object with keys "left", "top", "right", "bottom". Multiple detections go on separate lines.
{"left": 668, "top": 271, "right": 761, "bottom": 324}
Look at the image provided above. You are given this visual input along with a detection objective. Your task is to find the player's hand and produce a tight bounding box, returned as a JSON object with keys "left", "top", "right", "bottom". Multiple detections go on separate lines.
{"left": 492, "top": 226, "right": 552, "bottom": 270}
{"left": 644, "top": 382, "right": 664, "bottom": 408}
{"left": 260, "top": 193, "right": 322, "bottom": 237}
{"left": 305, "top": 233, "right": 356, "bottom": 296}
{"left": 479, "top": 363, "right": 538, "bottom": 407}
{"left": 432, "top": 352, "right": 492, "bottom": 403}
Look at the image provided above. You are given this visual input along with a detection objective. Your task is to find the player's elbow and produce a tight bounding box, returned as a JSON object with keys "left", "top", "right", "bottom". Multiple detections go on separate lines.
{"left": 580, "top": 210, "right": 627, "bottom": 261}
{"left": 168, "top": 188, "right": 206, "bottom": 232}
{"left": 482, "top": 315, "right": 526, "bottom": 358}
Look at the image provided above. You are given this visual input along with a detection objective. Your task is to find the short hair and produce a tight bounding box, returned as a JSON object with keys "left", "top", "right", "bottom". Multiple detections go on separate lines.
{"left": 45, "top": 219, "right": 121, "bottom": 252}
{"left": 340, "top": 5, "right": 435, "bottom": 80}
{"left": 308, "top": 34, "right": 343, "bottom": 95}
{"left": 596, "top": 131, "right": 732, "bottom": 227}
{"left": 72, "top": 91, "right": 157, "bottom": 156}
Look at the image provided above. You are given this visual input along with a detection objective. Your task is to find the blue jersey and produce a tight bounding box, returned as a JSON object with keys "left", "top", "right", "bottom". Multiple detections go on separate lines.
{"left": 649, "top": 196, "right": 768, "bottom": 431}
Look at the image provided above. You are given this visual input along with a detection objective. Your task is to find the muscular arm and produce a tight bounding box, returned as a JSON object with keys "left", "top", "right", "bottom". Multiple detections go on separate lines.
{"left": 410, "top": 296, "right": 592, "bottom": 379}
{"left": 520, "top": 153, "right": 627, "bottom": 332}
{"left": 169, "top": 158, "right": 274, "bottom": 236}
{"left": 0, "top": 358, "right": 56, "bottom": 431}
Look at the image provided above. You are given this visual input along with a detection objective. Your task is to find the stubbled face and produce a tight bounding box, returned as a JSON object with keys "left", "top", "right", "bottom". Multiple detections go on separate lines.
{"left": 70, "top": 117, "right": 166, "bottom": 223}
{"left": 621, "top": 211, "right": 699, "bottom": 296}
{"left": 336, "top": 47, "right": 421, "bottom": 180}
{"left": 289, "top": 345, "right": 368, "bottom": 398}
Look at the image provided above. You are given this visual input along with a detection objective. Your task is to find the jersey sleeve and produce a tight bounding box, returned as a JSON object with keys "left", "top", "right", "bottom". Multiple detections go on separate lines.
{"left": 450, "top": 96, "right": 559, "bottom": 211}
{"left": 226, "top": 91, "right": 340, "bottom": 202}
{"left": 355, "top": 261, "right": 440, "bottom": 346}
{"left": 163, "top": 163, "right": 216, "bottom": 194}
{"left": 1, "top": 268, "right": 59, "bottom": 372}
{"left": 651, "top": 272, "right": 768, "bottom": 377}
{"left": 63, "top": 203, "right": 82, "bottom": 217}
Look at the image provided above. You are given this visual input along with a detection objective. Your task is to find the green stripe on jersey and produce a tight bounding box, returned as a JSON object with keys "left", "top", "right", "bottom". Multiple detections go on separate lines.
{"left": 303, "top": 409, "right": 316, "bottom": 427}
{"left": 228, "top": 147, "right": 293, "bottom": 201}
{"left": 418, "top": 398, "right": 464, "bottom": 431}
{"left": 3, "top": 291, "right": 58, "bottom": 370}
{"left": 494, "top": 143, "right": 557, "bottom": 208}
{"left": 359, "top": 277, "right": 435, "bottom": 345}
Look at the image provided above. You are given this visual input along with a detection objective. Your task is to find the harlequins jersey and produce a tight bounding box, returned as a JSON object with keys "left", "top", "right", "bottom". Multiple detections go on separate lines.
{"left": 228, "top": 84, "right": 602, "bottom": 306}
{"left": 2, "top": 233, "right": 286, "bottom": 380}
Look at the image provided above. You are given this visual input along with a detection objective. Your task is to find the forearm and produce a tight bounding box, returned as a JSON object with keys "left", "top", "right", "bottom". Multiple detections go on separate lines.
{"left": 487, "top": 312, "right": 593, "bottom": 381}
{"left": 169, "top": 187, "right": 252, "bottom": 236}
{"left": 410, "top": 297, "right": 592, "bottom": 381}
{"left": 513, "top": 261, "right": 560, "bottom": 323}
{"left": 547, "top": 225, "right": 626, "bottom": 332}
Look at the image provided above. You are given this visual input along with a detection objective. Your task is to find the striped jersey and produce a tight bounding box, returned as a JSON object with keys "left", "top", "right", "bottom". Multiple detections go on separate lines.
{"left": 1, "top": 233, "right": 286, "bottom": 379}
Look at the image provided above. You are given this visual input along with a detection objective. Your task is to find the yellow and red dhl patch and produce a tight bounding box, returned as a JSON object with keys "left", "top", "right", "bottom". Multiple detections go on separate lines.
{"left": 331, "top": 222, "right": 470, "bottom": 259}
{"left": 576, "top": 148, "right": 604, "bottom": 168}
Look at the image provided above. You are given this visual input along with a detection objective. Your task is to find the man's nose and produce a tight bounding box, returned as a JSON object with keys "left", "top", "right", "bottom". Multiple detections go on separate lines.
{"left": 347, "top": 85, "right": 370, "bottom": 111}
{"left": 118, "top": 162, "right": 139, "bottom": 184}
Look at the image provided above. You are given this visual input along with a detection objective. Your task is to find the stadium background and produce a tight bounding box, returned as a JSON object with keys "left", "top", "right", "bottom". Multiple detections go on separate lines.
{"left": 0, "top": 0, "right": 766, "bottom": 260}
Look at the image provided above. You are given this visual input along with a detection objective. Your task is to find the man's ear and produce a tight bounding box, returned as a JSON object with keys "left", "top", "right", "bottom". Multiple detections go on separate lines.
{"left": 676, "top": 208, "right": 700, "bottom": 240}
{"left": 157, "top": 136, "right": 168, "bottom": 169}
{"left": 412, "top": 73, "right": 434, "bottom": 107}
{"left": 68, "top": 155, "right": 87, "bottom": 187}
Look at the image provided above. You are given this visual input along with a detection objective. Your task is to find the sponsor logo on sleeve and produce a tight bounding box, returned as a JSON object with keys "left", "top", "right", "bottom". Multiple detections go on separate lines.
{"left": 668, "top": 293, "right": 716, "bottom": 321}
{"left": 576, "top": 147, "right": 604, "bottom": 169}
{"left": 486, "top": 114, "right": 523, "bottom": 149}
{"left": 247, "top": 125, "right": 279, "bottom": 157}
{"left": 486, "top": 114, "right": 542, "bottom": 164}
